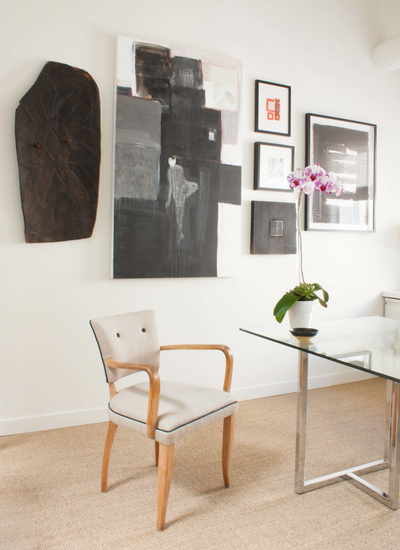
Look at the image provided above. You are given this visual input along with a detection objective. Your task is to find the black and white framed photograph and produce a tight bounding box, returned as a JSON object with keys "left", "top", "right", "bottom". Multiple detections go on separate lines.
{"left": 254, "top": 142, "right": 294, "bottom": 191}
{"left": 255, "top": 80, "right": 291, "bottom": 136}
{"left": 305, "top": 113, "right": 376, "bottom": 232}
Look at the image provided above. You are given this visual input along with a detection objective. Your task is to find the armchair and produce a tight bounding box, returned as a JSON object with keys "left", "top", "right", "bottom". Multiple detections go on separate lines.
{"left": 90, "top": 310, "right": 238, "bottom": 530}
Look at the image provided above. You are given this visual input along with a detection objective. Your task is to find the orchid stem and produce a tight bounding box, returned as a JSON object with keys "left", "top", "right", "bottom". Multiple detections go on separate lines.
{"left": 297, "top": 193, "right": 305, "bottom": 284}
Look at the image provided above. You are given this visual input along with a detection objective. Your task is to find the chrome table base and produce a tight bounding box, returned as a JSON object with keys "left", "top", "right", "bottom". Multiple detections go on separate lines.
{"left": 295, "top": 345, "right": 400, "bottom": 509}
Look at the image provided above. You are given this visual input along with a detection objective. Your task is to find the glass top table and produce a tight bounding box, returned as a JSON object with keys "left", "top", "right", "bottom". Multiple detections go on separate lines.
{"left": 241, "top": 316, "right": 400, "bottom": 383}
{"left": 240, "top": 316, "right": 400, "bottom": 509}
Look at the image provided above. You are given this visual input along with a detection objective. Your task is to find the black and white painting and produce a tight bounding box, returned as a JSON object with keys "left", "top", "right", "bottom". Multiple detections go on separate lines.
{"left": 113, "top": 36, "right": 242, "bottom": 278}
{"left": 306, "top": 114, "right": 376, "bottom": 232}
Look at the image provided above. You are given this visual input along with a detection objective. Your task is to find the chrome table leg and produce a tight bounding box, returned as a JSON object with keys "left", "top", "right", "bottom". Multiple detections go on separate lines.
{"left": 295, "top": 344, "right": 399, "bottom": 509}
{"left": 295, "top": 345, "right": 309, "bottom": 493}
{"left": 385, "top": 381, "right": 400, "bottom": 508}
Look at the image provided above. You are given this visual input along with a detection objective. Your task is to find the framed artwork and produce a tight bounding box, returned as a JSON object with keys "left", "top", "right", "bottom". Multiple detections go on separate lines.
{"left": 254, "top": 142, "right": 294, "bottom": 191}
{"left": 255, "top": 80, "right": 291, "bottom": 136}
{"left": 112, "top": 36, "right": 242, "bottom": 278}
{"left": 250, "top": 201, "right": 296, "bottom": 255}
{"left": 305, "top": 113, "right": 376, "bottom": 232}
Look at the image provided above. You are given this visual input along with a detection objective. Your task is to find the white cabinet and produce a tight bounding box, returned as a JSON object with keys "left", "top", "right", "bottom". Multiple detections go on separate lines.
{"left": 382, "top": 291, "right": 400, "bottom": 320}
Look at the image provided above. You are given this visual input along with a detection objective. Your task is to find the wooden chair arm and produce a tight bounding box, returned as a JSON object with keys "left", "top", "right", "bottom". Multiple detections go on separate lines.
{"left": 160, "top": 344, "right": 233, "bottom": 392}
{"left": 104, "top": 359, "right": 160, "bottom": 440}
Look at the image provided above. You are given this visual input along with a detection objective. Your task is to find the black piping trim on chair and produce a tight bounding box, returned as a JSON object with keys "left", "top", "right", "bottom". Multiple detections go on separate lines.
{"left": 108, "top": 401, "right": 238, "bottom": 434}
{"left": 89, "top": 320, "right": 109, "bottom": 383}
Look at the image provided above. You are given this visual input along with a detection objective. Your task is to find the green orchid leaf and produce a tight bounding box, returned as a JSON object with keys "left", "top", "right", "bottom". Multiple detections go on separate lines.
{"left": 273, "top": 291, "right": 302, "bottom": 323}
{"left": 307, "top": 291, "right": 327, "bottom": 308}
{"left": 312, "top": 283, "right": 329, "bottom": 303}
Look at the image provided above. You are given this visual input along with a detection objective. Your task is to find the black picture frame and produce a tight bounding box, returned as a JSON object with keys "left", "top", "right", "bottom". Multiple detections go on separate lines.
{"left": 254, "top": 142, "right": 294, "bottom": 191}
{"left": 255, "top": 80, "right": 291, "bottom": 136}
{"left": 305, "top": 113, "right": 376, "bottom": 232}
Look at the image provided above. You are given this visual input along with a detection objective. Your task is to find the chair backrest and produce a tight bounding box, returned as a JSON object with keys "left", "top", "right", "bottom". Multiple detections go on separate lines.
{"left": 90, "top": 310, "right": 160, "bottom": 383}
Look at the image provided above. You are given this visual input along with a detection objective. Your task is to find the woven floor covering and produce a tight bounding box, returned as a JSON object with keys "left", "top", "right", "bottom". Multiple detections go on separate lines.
{"left": 2, "top": 378, "right": 400, "bottom": 549}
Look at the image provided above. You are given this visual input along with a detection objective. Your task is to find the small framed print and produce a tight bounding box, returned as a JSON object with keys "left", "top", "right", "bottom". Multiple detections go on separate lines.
{"left": 305, "top": 113, "right": 376, "bottom": 232}
{"left": 254, "top": 142, "right": 294, "bottom": 191}
{"left": 255, "top": 80, "right": 291, "bottom": 136}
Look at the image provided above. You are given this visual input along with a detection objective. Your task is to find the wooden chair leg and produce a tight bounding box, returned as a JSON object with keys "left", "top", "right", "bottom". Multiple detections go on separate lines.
{"left": 157, "top": 443, "right": 175, "bottom": 531}
{"left": 155, "top": 441, "right": 160, "bottom": 466}
{"left": 222, "top": 415, "right": 235, "bottom": 488}
{"left": 101, "top": 421, "right": 118, "bottom": 492}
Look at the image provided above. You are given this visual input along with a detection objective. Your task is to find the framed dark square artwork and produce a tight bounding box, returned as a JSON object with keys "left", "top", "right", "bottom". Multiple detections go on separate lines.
{"left": 251, "top": 201, "right": 296, "bottom": 255}
{"left": 255, "top": 80, "right": 291, "bottom": 136}
{"left": 305, "top": 113, "right": 376, "bottom": 232}
{"left": 254, "top": 142, "right": 294, "bottom": 191}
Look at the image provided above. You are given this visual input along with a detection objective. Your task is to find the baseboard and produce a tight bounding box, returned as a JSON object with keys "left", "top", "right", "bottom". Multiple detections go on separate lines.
{"left": 231, "top": 370, "right": 374, "bottom": 402}
{"left": 1, "top": 370, "right": 374, "bottom": 436}
{"left": 0, "top": 407, "right": 108, "bottom": 437}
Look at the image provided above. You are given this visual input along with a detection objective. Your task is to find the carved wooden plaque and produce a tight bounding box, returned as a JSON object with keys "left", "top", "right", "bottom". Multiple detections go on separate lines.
{"left": 15, "top": 61, "right": 101, "bottom": 243}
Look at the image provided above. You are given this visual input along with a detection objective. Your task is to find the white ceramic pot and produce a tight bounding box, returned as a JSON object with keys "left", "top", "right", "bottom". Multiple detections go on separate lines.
{"left": 289, "top": 300, "right": 315, "bottom": 329}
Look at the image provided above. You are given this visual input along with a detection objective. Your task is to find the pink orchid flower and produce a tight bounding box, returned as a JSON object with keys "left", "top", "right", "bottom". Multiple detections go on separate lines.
{"left": 328, "top": 171, "right": 343, "bottom": 196}
{"left": 304, "top": 164, "right": 326, "bottom": 182}
{"left": 287, "top": 169, "right": 303, "bottom": 190}
{"left": 287, "top": 166, "right": 342, "bottom": 197}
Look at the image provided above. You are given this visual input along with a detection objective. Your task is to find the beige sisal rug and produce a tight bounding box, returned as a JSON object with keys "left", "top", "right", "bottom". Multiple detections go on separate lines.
{"left": 2, "top": 378, "right": 400, "bottom": 549}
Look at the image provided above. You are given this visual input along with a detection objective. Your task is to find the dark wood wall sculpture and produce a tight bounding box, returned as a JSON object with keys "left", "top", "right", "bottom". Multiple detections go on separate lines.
{"left": 15, "top": 61, "right": 101, "bottom": 243}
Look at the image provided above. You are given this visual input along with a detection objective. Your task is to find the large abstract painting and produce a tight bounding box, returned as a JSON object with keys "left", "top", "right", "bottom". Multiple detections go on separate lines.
{"left": 113, "top": 36, "right": 242, "bottom": 278}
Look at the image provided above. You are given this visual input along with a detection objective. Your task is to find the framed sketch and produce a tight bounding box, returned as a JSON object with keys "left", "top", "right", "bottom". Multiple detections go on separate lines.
{"left": 305, "top": 113, "right": 376, "bottom": 232}
{"left": 255, "top": 80, "right": 291, "bottom": 136}
{"left": 254, "top": 142, "right": 294, "bottom": 191}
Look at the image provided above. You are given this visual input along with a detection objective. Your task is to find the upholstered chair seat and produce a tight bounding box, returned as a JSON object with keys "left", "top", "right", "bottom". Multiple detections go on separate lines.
{"left": 108, "top": 380, "right": 238, "bottom": 446}
{"left": 90, "top": 310, "right": 238, "bottom": 530}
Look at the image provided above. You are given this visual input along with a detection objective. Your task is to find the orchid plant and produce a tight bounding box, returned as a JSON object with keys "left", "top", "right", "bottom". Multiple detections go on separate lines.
{"left": 273, "top": 164, "right": 343, "bottom": 323}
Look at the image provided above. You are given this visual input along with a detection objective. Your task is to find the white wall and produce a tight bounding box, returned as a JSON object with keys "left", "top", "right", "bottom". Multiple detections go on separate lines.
{"left": 1, "top": 0, "right": 400, "bottom": 435}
